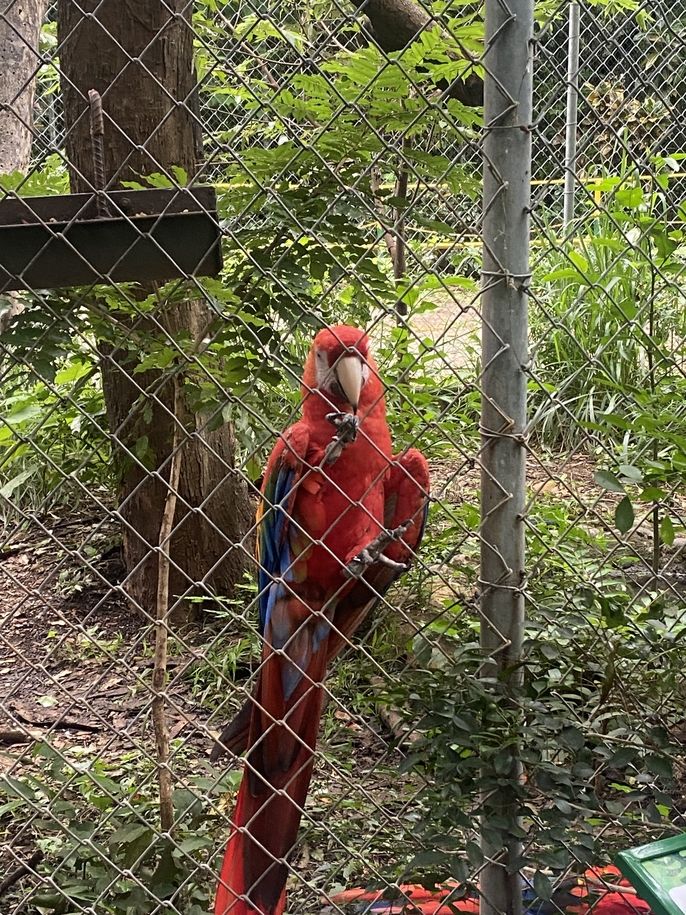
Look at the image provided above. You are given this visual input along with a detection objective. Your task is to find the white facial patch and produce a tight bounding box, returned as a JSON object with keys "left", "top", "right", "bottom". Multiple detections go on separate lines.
{"left": 314, "top": 349, "right": 334, "bottom": 390}
{"left": 314, "top": 349, "right": 371, "bottom": 393}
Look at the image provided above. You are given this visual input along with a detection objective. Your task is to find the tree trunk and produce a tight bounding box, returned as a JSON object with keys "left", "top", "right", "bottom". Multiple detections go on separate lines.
{"left": 57, "top": 0, "right": 253, "bottom": 621}
{"left": 349, "top": 0, "right": 484, "bottom": 106}
{"left": 0, "top": 0, "right": 47, "bottom": 333}
{"left": 0, "top": 0, "right": 45, "bottom": 173}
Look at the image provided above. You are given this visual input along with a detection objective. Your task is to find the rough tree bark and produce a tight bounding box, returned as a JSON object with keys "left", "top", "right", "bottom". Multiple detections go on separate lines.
{"left": 57, "top": 0, "right": 253, "bottom": 620}
{"left": 349, "top": 0, "right": 484, "bottom": 106}
{"left": 0, "top": 0, "right": 45, "bottom": 172}
{"left": 0, "top": 0, "right": 47, "bottom": 333}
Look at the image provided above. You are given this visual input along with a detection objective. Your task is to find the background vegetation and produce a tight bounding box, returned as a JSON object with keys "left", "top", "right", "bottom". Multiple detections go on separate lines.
{"left": 1, "top": 0, "right": 686, "bottom": 913}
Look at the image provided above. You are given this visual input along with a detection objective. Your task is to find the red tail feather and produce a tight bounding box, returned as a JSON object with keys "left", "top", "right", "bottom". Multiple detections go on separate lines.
{"left": 214, "top": 786, "right": 288, "bottom": 915}
{"left": 214, "top": 654, "right": 327, "bottom": 915}
{"left": 214, "top": 754, "right": 317, "bottom": 915}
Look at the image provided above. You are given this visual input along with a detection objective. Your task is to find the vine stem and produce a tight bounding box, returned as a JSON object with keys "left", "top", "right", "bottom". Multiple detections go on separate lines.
{"left": 87, "top": 89, "right": 108, "bottom": 217}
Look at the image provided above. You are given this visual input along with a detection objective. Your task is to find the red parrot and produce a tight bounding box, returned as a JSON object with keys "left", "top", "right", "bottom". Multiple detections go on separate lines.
{"left": 213, "top": 325, "right": 430, "bottom": 915}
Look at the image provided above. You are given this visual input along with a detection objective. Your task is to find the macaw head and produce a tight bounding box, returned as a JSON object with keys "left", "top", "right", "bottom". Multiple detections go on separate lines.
{"left": 308, "top": 324, "right": 376, "bottom": 414}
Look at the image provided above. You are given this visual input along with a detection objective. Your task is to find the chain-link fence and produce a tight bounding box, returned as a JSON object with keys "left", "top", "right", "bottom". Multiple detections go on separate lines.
{"left": 1, "top": 1, "right": 685, "bottom": 914}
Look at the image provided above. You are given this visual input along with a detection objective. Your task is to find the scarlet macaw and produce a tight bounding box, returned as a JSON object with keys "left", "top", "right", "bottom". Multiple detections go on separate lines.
{"left": 213, "top": 324, "right": 430, "bottom": 915}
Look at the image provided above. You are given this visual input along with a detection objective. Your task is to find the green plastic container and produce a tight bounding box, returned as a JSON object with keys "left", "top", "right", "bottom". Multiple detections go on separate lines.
{"left": 615, "top": 834, "right": 686, "bottom": 915}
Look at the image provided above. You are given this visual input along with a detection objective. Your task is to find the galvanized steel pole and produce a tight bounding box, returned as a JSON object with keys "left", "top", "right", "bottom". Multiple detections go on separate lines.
{"left": 563, "top": 2, "right": 581, "bottom": 229}
{"left": 480, "top": 0, "right": 532, "bottom": 907}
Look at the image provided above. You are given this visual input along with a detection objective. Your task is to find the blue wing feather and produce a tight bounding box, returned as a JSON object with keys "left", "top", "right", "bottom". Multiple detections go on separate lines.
{"left": 255, "top": 426, "right": 335, "bottom": 703}
{"left": 256, "top": 446, "right": 302, "bottom": 636}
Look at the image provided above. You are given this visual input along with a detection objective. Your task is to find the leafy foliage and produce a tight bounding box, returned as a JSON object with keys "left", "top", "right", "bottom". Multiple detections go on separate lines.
{"left": 394, "top": 496, "right": 685, "bottom": 885}
{"left": 530, "top": 162, "right": 686, "bottom": 450}
{"left": 1, "top": 0, "right": 484, "bottom": 506}
{"left": 0, "top": 744, "right": 237, "bottom": 914}
{"left": 0, "top": 355, "right": 111, "bottom": 516}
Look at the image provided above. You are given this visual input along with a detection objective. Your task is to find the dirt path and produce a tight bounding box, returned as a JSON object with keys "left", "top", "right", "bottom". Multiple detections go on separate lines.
{"left": 371, "top": 289, "right": 481, "bottom": 371}
{"left": 0, "top": 516, "right": 219, "bottom": 778}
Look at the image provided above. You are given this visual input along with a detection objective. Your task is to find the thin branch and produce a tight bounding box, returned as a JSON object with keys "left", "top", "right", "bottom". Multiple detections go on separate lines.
{"left": 371, "top": 147, "right": 410, "bottom": 318}
{"left": 0, "top": 850, "right": 44, "bottom": 898}
{"left": 151, "top": 374, "right": 183, "bottom": 834}
{"left": 370, "top": 165, "right": 397, "bottom": 263}
{"left": 392, "top": 143, "right": 410, "bottom": 298}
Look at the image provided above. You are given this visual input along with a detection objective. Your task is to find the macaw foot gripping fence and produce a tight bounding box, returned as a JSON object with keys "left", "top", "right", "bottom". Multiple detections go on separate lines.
{"left": 1, "top": 0, "right": 686, "bottom": 914}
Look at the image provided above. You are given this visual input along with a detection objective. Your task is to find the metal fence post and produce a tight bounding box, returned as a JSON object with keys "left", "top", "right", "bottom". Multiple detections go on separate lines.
{"left": 480, "top": 0, "right": 533, "bottom": 907}
{"left": 563, "top": 1, "right": 581, "bottom": 229}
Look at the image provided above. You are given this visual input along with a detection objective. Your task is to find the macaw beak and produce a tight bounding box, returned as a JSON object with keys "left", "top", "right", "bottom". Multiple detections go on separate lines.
{"left": 335, "top": 355, "right": 363, "bottom": 414}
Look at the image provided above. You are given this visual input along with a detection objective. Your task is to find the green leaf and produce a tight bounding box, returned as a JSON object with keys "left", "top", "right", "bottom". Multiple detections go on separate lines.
{"left": 615, "top": 187, "right": 643, "bottom": 208}
{"left": 560, "top": 727, "right": 584, "bottom": 752}
{"left": 5, "top": 403, "right": 42, "bottom": 426}
{"left": 534, "top": 871, "right": 553, "bottom": 902}
{"left": 594, "top": 470, "right": 625, "bottom": 493}
{"left": 493, "top": 751, "right": 514, "bottom": 775}
{"left": 173, "top": 788, "right": 203, "bottom": 819}
{"left": 609, "top": 746, "right": 636, "bottom": 768}
{"left": 646, "top": 754, "right": 672, "bottom": 778}
{"left": 598, "top": 412, "right": 630, "bottom": 431}
{"left": 409, "top": 850, "right": 450, "bottom": 868}
{"left": 0, "top": 776, "right": 36, "bottom": 802}
{"left": 30, "top": 894, "right": 65, "bottom": 908}
{"left": 134, "top": 435, "right": 150, "bottom": 462}
{"left": 110, "top": 822, "right": 151, "bottom": 846}
{"left": 660, "top": 515, "right": 675, "bottom": 546}
{"left": 0, "top": 799, "right": 25, "bottom": 816}
{"left": 639, "top": 487, "right": 665, "bottom": 502}
{"left": 615, "top": 497, "right": 634, "bottom": 533}
{"left": 54, "top": 359, "right": 92, "bottom": 385}
{"left": 175, "top": 836, "right": 213, "bottom": 855}
{"left": 150, "top": 841, "right": 178, "bottom": 899}
{"left": 554, "top": 798, "right": 573, "bottom": 814}
{"left": 0, "top": 467, "right": 37, "bottom": 499}
{"left": 618, "top": 464, "right": 642, "bottom": 482}
{"left": 567, "top": 250, "right": 589, "bottom": 274}
{"left": 542, "top": 267, "right": 585, "bottom": 282}
{"left": 466, "top": 840, "right": 484, "bottom": 867}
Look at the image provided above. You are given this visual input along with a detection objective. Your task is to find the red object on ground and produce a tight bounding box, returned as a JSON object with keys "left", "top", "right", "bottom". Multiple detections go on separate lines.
{"left": 327, "top": 865, "right": 653, "bottom": 915}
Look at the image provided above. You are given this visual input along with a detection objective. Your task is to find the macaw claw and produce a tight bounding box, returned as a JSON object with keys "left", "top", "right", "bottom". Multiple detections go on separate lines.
{"left": 324, "top": 412, "right": 360, "bottom": 464}
{"left": 345, "top": 520, "right": 412, "bottom": 578}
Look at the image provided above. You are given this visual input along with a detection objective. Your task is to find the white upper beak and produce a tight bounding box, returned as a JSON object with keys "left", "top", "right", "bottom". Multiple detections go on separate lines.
{"left": 334, "top": 356, "right": 363, "bottom": 413}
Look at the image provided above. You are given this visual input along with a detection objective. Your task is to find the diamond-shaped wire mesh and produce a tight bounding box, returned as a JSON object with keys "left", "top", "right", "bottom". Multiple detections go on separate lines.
{"left": 1, "top": 1, "right": 685, "bottom": 914}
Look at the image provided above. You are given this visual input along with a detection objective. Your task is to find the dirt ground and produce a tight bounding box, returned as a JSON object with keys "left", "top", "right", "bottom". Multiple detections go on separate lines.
{"left": 0, "top": 446, "right": 641, "bottom": 789}
{"left": 0, "top": 294, "right": 606, "bottom": 778}
{"left": 372, "top": 287, "right": 481, "bottom": 371}
{"left": 3, "top": 444, "right": 686, "bottom": 911}
{"left": 0, "top": 518, "right": 214, "bottom": 775}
